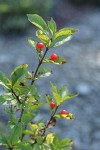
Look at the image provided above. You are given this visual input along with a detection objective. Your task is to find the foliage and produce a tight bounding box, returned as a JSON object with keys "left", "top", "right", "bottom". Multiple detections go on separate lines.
{"left": 0, "top": 14, "right": 78, "bottom": 149}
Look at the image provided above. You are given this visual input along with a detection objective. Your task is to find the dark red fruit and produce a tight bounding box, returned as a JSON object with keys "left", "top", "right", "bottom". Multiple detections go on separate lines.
{"left": 49, "top": 102, "right": 56, "bottom": 109}
{"left": 60, "top": 110, "right": 69, "bottom": 115}
{"left": 36, "top": 43, "right": 45, "bottom": 50}
{"left": 50, "top": 53, "right": 58, "bottom": 61}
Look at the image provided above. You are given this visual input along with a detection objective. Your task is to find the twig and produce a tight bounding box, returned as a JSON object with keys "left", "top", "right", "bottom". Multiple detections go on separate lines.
{"left": 18, "top": 108, "right": 24, "bottom": 123}
{"left": 31, "top": 47, "right": 49, "bottom": 85}
{"left": 11, "top": 88, "right": 21, "bottom": 104}
{"left": 42, "top": 106, "right": 59, "bottom": 136}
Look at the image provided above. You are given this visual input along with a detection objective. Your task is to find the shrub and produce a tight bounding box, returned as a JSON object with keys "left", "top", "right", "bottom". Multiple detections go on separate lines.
{"left": 0, "top": 14, "right": 78, "bottom": 150}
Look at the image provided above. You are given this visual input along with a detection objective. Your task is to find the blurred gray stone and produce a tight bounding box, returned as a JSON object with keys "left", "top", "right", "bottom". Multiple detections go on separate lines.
{"left": 76, "top": 83, "right": 91, "bottom": 96}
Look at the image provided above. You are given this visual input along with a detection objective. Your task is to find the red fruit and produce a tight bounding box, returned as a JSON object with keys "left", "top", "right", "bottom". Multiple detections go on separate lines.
{"left": 49, "top": 102, "right": 56, "bottom": 109}
{"left": 60, "top": 110, "right": 69, "bottom": 115}
{"left": 50, "top": 53, "right": 58, "bottom": 61}
{"left": 36, "top": 43, "right": 45, "bottom": 50}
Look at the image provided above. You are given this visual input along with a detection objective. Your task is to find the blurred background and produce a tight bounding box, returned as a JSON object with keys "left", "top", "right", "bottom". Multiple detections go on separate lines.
{"left": 0, "top": 0, "right": 100, "bottom": 150}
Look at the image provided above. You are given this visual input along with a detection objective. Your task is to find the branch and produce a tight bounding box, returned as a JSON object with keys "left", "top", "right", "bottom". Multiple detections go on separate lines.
{"left": 31, "top": 47, "right": 49, "bottom": 85}
{"left": 11, "top": 88, "right": 21, "bottom": 104}
{"left": 42, "top": 106, "right": 59, "bottom": 136}
{"left": 18, "top": 108, "right": 24, "bottom": 123}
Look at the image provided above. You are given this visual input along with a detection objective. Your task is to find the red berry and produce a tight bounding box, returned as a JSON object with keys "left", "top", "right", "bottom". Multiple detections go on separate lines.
{"left": 60, "top": 110, "right": 69, "bottom": 115}
{"left": 36, "top": 43, "right": 45, "bottom": 50}
{"left": 50, "top": 53, "right": 58, "bottom": 61}
{"left": 49, "top": 102, "right": 56, "bottom": 109}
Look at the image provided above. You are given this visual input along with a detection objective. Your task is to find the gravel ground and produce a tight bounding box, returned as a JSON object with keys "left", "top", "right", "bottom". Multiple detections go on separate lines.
{"left": 0, "top": 8, "right": 100, "bottom": 150}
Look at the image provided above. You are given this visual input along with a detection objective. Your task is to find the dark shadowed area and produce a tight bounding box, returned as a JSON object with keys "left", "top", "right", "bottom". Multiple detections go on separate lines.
{"left": 0, "top": 0, "right": 100, "bottom": 150}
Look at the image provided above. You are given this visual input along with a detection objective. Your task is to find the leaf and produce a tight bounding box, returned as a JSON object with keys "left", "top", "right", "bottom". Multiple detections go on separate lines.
{"left": 50, "top": 35, "right": 72, "bottom": 47}
{"left": 55, "top": 113, "right": 75, "bottom": 120}
{"left": 48, "top": 18, "right": 57, "bottom": 36}
{"left": 30, "top": 102, "right": 46, "bottom": 110}
{"left": 0, "top": 71, "right": 10, "bottom": 90}
{"left": 11, "top": 64, "right": 28, "bottom": 86}
{"left": 36, "top": 66, "right": 52, "bottom": 79}
{"left": 0, "top": 71, "right": 10, "bottom": 85}
{"left": 50, "top": 82, "right": 78, "bottom": 106}
{"left": 27, "top": 14, "right": 48, "bottom": 32}
{"left": 22, "top": 112, "right": 33, "bottom": 124}
{"left": 30, "top": 85, "right": 40, "bottom": 101}
{"left": 37, "top": 136, "right": 43, "bottom": 144}
{"left": 0, "top": 134, "right": 10, "bottom": 146}
{"left": 54, "top": 28, "right": 78, "bottom": 39}
{"left": 10, "top": 122, "right": 22, "bottom": 144}
{"left": 16, "top": 142, "right": 33, "bottom": 150}
{"left": 0, "top": 81, "right": 10, "bottom": 90}
{"left": 59, "top": 27, "right": 78, "bottom": 33}
{"left": 38, "top": 35, "right": 49, "bottom": 46}
{"left": 0, "top": 93, "right": 13, "bottom": 105}
{"left": 43, "top": 56, "right": 67, "bottom": 65}
{"left": 33, "top": 144, "right": 41, "bottom": 150}
{"left": 45, "top": 94, "right": 53, "bottom": 104}
{"left": 36, "top": 30, "right": 44, "bottom": 36}
{"left": 28, "top": 37, "right": 38, "bottom": 49}
{"left": 46, "top": 133, "right": 55, "bottom": 144}
{"left": 52, "top": 134, "right": 73, "bottom": 150}
{"left": 29, "top": 122, "right": 38, "bottom": 131}
{"left": 23, "top": 130, "right": 33, "bottom": 135}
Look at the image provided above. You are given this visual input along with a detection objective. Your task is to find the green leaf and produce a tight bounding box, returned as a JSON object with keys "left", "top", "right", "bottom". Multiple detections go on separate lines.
{"left": 27, "top": 14, "right": 48, "bottom": 32}
{"left": 37, "top": 136, "right": 43, "bottom": 144}
{"left": 28, "top": 37, "right": 38, "bottom": 49}
{"left": 22, "top": 130, "right": 33, "bottom": 135}
{"left": 36, "top": 66, "right": 52, "bottom": 79}
{"left": 45, "top": 94, "right": 53, "bottom": 104}
{"left": 16, "top": 142, "right": 32, "bottom": 150}
{"left": 50, "top": 35, "right": 72, "bottom": 47}
{"left": 59, "top": 28, "right": 78, "bottom": 33}
{"left": 30, "top": 102, "right": 46, "bottom": 110}
{"left": 0, "top": 134, "right": 10, "bottom": 147}
{"left": 50, "top": 82, "right": 77, "bottom": 106}
{"left": 52, "top": 134, "right": 73, "bottom": 150}
{"left": 25, "top": 71, "right": 32, "bottom": 79}
{"left": 33, "top": 144, "right": 41, "bottom": 150}
{"left": 30, "top": 85, "right": 40, "bottom": 101}
{"left": 38, "top": 35, "right": 49, "bottom": 46}
{"left": 0, "top": 93, "right": 13, "bottom": 105}
{"left": 43, "top": 56, "right": 67, "bottom": 65}
{"left": 0, "top": 71, "right": 10, "bottom": 85}
{"left": 10, "top": 122, "right": 22, "bottom": 144}
{"left": 0, "top": 71, "right": 10, "bottom": 90}
{"left": 54, "top": 28, "right": 78, "bottom": 39}
{"left": 48, "top": 18, "right": 57, "bottom": 36}
{"left": 55, "top": 113, "right": 75, "bottom": 120}
{"left": 22, "top": 112, "right": 33, "bottom": 124}
{"left": 0, "top": 81, "right": 10, "bottom": 90}
{"left": 11, "top": 64, "right": 28, "bottom": 86}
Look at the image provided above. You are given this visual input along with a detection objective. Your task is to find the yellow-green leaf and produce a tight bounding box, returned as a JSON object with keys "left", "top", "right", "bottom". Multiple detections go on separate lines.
{"left": 55, "top": 113, "right": 75, "bottom": 120}
{"left": 48, "top": 18, "right": 57, "bottom": 36}
{"left": 46, "top": 133, "right": 55, "bottom": 144}
{"left": 28, "top": 37, "right": 38, "bottom": 49}
{"left": 50, "top": 35, "right": 72, "bottom": 47}
{"left": 27, "top": 14, "right": 48, "bottom": 32}
{"left": 43, "top": 57, "right": 67, "bottom": 65}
